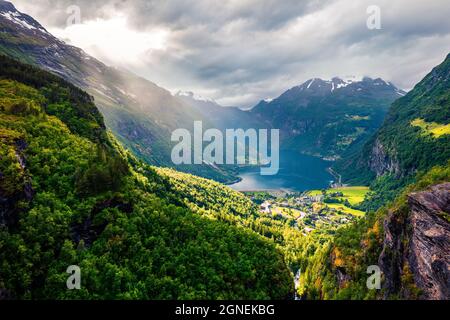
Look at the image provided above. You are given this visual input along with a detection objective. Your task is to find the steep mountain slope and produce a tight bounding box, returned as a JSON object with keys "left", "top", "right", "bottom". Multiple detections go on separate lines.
{"left": 251, "top": 77, "right": 405, "bottom": 159}
{"left": 336, "top": 53, "right": 450, "bottom": 207}
{"left": 0, "top": 0, "right": 237, "bottom": 183}
{"left": 0, "top": 55, "right": 294, "bottom": 299}
{"left": 297, "top": 56, "right": 450, "bottom": 300}
{"left": 379, "top": 182, "right": 450, "bottom": 300}
{"left": 300, "top": 162, "right": 450, "bottom": 300}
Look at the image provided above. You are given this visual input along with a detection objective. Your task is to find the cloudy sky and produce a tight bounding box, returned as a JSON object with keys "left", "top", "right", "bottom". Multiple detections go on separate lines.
{"left": 12, "top": 0, "right": 450, "bottom": 107}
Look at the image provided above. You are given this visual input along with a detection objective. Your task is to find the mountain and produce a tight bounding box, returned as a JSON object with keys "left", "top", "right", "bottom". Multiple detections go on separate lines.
{"left": 0, "top": 54, "right": 295, "bottom": 299}
{"left": 336, "top": 53, "right": 450, "bottom": 206}
{"left": 298, "top": 55, "right": 450, "bottom": 300}
{"left": 379, "top": 182, "right": 450, "bottom": 300}
{"left": 175, "top": 91, "right": 264, "bottom": 130}
{"left": 1, "top": 1, "right": 448, "bottom": 301}
{"left": 251, "top": 77, "right": 405, "bottom": 160}
{"left": 0, "top": 0, "right": 238, "bottom": 183}
{"left": 0, "top": 0, "right": 408, "bottom": 180}
{"left": 300, "top": 163, "right": 450, "bottom": 300}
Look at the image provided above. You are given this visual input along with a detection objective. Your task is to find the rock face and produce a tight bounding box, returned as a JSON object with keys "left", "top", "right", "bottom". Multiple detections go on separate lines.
{"left": 0, "top": 139, "right": 34, "bottom": 229}
{"left": 407, "top": 184, "right": 450, "bottom": 299}
{"left": 368, "top": 139, "right": 400, "bottom": 177}
{"left": 379, "top": 183, "right": 450, "bottom": 299}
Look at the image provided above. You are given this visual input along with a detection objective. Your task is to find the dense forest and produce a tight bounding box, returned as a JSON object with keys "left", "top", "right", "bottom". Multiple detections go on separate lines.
{"left": 0, "top": 50, "right": 448, "bottom": 300}
{"left": 300, "top": 162, "right": 450, "bottom": 299}
{"left": 0, "top": 55, "right": 294, "bottom": 299}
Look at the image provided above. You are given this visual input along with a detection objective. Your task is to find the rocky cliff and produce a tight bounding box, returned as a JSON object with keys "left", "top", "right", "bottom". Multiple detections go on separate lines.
{"left": 0, "top": 139, "right": 33, "bottom": 230}
{"left": 379, "top": 183, "right": 450, "bottom": 299}
{"left": 368, "top": 138, "right": 400, "bottom": 177}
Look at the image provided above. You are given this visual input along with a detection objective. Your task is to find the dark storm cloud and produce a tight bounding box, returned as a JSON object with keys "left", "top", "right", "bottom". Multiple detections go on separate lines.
{"left": 11, "top": 0, "right": 450, "bottom": 106}
{"left": 13, "top": 0, "right": 330, "bottom": 30}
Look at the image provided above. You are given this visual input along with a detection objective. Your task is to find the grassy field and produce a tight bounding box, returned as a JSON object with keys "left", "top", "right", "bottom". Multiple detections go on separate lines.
{"left": 411, "top": 118, "right": 450, "bottom": 138}
{"left": 330, "top": 186, "right": 369, "bottom": 205}
{"left": 309, "top": 186, "right": 369, "bottom": 205}
{"left": 325, "top": 203, "right": 365, "bottom": 217}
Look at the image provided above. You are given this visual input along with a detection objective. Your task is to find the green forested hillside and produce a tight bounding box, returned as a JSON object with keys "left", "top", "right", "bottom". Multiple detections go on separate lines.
{"left": 1, "top": 1, "right": 448, "bottom": 300}
{"left": 299, "top": 162, "right": 450, "bottom": 299}
{"left": 295, "top": 54, "right": 450, "bottom": 299}
{"left": 0, "top": 1, "right": 238, "bottom": 183}
{"left": 156, "top": 167, "right": 351, "bottom": 283}
{"left": 0, "top": 55, "right": 294, "bottom": 299}
{"left": 336, "top": 53, "right": 450, "bottom": 209}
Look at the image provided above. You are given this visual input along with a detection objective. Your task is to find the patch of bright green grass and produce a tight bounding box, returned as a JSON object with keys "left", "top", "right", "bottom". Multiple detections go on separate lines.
{"left": 411, "top": 118, "right": 450, "bottom": 138}
{"left": 308, "top": 186, "right": 369, "bottom": 205}
{"left": 326, "top": 203, "right": 365, "bottom": 217}
{"left": 329, "top": 186, "right": 369, "bottom": 205}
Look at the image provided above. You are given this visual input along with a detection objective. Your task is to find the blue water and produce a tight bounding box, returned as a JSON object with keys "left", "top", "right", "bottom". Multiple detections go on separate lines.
{"left": 229, "top": 151, "right": 333, "bottom": 192}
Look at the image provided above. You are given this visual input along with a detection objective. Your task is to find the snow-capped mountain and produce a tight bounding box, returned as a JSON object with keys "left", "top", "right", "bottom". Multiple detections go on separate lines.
{"left": 250, "top": 76, "right": 405, "bottom": 159}
{"left": 175, "top": 91, "right": 222, "bottom": 108}
{"left": 0, "top": 0, "right": 410, "bottom": 171}
{"left": 289, "top": 76, "right": 406, "bottom": 96}
{"left": 0, "top": 1, "right": 48, "bottom": 34}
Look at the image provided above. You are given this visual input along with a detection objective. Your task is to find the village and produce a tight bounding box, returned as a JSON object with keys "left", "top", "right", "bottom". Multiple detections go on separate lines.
{"left": 245, "top": 186, "right": 369, "bottom": 234}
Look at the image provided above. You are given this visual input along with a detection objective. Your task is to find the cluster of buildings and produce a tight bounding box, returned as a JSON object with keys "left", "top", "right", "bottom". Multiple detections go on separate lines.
{"left": 259, "top": 193, "right": 325, "bottom": 214}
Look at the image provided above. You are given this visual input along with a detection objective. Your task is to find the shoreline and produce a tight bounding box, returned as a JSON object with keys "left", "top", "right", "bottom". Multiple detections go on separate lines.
{"left": 224, "top": 176, "right": 242, "bottom": 186}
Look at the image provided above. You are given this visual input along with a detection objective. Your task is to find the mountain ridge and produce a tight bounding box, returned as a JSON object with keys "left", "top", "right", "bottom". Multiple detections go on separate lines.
{"left": 0, "top": 53, "right": 295, "bottom": 299}
{"left": 250, "top": 75, "right": 404, "bottom": 160}
{"left": 335, "top": 52, "right": 450, "bottom": 207}
{"left": 0, "top": 0, "right": 239, "bottom": 183}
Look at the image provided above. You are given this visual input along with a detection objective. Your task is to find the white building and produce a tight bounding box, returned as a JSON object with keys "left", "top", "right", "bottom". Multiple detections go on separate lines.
{"left": 260, "top": 201, "right": 272, "bottom": 213}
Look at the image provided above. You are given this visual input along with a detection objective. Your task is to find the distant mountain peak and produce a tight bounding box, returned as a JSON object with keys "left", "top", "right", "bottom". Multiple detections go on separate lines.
{"left": 0, "top": 0, "right": 48, "bottom": 35}
{"left": 291, "top": 76, "right": 402, "bottom": 95}
{"left": 0, "top": 0, "right": 15, "bottom": 12}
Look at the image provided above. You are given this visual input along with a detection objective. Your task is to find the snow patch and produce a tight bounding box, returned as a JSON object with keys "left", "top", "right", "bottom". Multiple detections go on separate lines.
{"left": 1, "top": 12, "right": 37, "bottom": 30}
{"left": 306, "top": 79, "right": 315, "bottom": 89}
{"left": 336, "top": 82, "right": 350, "bottom": 89}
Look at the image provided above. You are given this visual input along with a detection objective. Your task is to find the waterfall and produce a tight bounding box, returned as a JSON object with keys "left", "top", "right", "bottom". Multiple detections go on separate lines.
{"left": 294, "top": 268, "right": 302, "bottom": 300}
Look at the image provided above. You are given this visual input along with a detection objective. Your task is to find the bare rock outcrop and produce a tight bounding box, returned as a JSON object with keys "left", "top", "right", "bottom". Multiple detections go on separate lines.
{"left": 379, "top": 183, "right": 450, "bottom": 299}
{"left": 368, "top": 139, "right": 400, "bottom": 177}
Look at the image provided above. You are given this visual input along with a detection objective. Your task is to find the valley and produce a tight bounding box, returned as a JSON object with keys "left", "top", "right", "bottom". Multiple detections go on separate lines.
{"left": 243, "top": 186, "right": 369, "bottom": 235}
{"left": 0, "top": 0, "right": 449, "bottom": 302}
